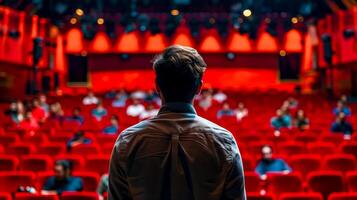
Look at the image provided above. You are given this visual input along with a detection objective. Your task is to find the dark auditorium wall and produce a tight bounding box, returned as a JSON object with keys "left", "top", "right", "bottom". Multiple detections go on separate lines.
{"left": 0, "top": 62, "right": 30, "bottom": 100}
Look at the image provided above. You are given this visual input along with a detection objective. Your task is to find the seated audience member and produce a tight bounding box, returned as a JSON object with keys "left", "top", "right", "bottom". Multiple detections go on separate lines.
{"left": 213, "top": 90, "right": 227, "bottom": 103}
{"left": 235, "top": 102, "right": 248, "bottom": 121}
{"left": 126, "top": 99, "right": 145, "bottom": 117}
{"left": 271, "top": 109, "right": 292, "bottom": 130}
{"left": 82, "top": 91, "right": 99, "bottom": 105}
{"left": 19, "top": 111, "right": 39, "bottom": 130}
{"left": 39, "top": 94, "right": 49, "bottom": 116}
{"left": 42, "top": 160, "right": 83, "bottom": 195}
{"left": 102, "top": 115, "right": 119, "bottom": 135}
{"left": 287, "top": 97, "right": 298, "bottom": 109}
{"left": 15, "top": 101, "right": 26, "bottom": 123}
{"left": 131, "top": 90, "right": 146, "bottom": 100}
{"left": 333, "top": 100, "right": 351, "bottom": 117}
{"left": 340, "top": 94, "right": 348, "bottom": 106}
{"left": 144, "top": 90, "right": 161, "bottom": 105}
{"left": 97, "top": 174, "right": 109, "bottom": 200}
{"left": 105, "top": 89, "right": 117, "bottom": 99}
{"left": 66, "top": 131, "right": 92, "bottom": 152}
{"left": 91, "top": 101, "right": 108, "bottom": 121}
{"left": 49, "top": 102, "right": 64, "bottom": 122}
{"left": 112, "top": 90, "right": 128, "bottom": 108}
{"left": 331, "top": 112, "right": 354, "bottom": 138}
{"left": 4, "top": 101, "right": 18, "bottom": 123}
{"left": 139, "top": 104, "right": 159, "bottom": 120}
{"left": 294, "top": 109, "right": 309, "bottom": 130}
{"left": 198, "top": 90, "right": 213, "bottom": 111}
{"left": 217, "top": 102, "right": 235, "bottom": 119}
{"left": 31, "top": 98, "right": 46, "bottom": 123}
{"left": 66, "top": 107, "right": 84, "bottom": 125}
{"left": 255, "top": 145, "right": 292, "bottom": 179}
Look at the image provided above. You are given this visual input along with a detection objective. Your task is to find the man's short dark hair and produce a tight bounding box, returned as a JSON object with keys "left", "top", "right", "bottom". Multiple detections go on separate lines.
{"left": 153, "top": 45, "right": 207, "bottom": 102}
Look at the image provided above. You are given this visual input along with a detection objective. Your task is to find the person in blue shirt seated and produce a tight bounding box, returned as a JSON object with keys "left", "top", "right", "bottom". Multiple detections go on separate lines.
{"left": 112, "top": 90, "right": 128, "bottom": 108}
{"left": 66, "top": 107, "right": 84, "bottom": 125}
{"left": 255, "top": 145, "right": 292, "bottom": 180}
{"left": 271, "top": 109, "right": 292, "bottom": 130}
{"left": 42, "top": 160, "right": 83, "bottom": 195}
{"left": 331, "top": 112, "right": 354, "bottom": 139}
{"left": 91, "top": 101, "right": 108, "bottom": 121}
{"left": 294, "top": 109, "right": 310, "bottom": 131}
{"left": 216, "top": 102, "right": 235, "bottom": 119}
{"left": 66, "top": 131, "right": 92, "bottom": 152}
{"left": 333, "top": 101, "right": 351, "bottom": 117}
{"left": 102, "top": 115, "right": 119, "bottom": 135}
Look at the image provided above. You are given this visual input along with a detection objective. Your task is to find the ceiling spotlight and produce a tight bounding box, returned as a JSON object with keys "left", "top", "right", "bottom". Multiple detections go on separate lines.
{"left": 291, "top": 17, "right": 298, "bottom": 24}
{"left": 243, "top": 9, "right": 252, "bottom": 17}
{"left": 279, "top": 50, "right": 287, "bottom": 57}
{"left": 70, "top": 17, "right": 77, "bottom": 25}
{"left": 171, "top": 9, "right": 179, "bottom": 16}
{"left": 75, "top": 8, "right": 84, "bottom": 16}
{"left": 97, "top": 17, "right": 104, "bottom": 25}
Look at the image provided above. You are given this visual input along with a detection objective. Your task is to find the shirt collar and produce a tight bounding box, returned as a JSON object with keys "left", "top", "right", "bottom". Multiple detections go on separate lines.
{"left": 158, "top": 102, "right": 196, "bottom": 115}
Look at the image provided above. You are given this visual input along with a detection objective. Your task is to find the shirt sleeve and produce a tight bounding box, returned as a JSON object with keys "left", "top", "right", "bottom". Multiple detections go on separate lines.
{"left": 42, "top": 177, "right": 54, "bottom": 190}
{"left": 255, "top": 161, "right": 265, "bottom": 176}
{"left": 108, "top": 137, "right": 132, "bottom": 200}
{"left": 280, "top": 160, "right": 292, "bottom": 172}
{"left": 221, "top": 137, "right": 247, "bottom": 200}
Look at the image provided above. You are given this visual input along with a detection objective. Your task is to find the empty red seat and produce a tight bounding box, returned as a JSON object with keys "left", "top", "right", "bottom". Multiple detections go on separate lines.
{"left": 0, "top": 145, "right": 3, "bottom": 153}
{"left": 0, "top": 171, "right": 36, "bottom": 193}
{"left": 70, "top": 144, "right": 101, "bottom": 155}
{"left": 340, "top": 142, "right": 357, "bottom": 159}
{"left": 279, "top": 192, "right": 323, "bottom": 200}
{"left": 290, "top": 154, "right": 321, "bottom": 179}
{"left": 294, "top": 134, "right": 318, "bottom": 144}
{"left": 61, "top": 192, "right": 99, "bottom": 200}
{"left": 7, "top": 143, "right": 36, "bottom": 155}
{"left": 14, "top": 193, "right": 59, "bottom": 200}
{"left": 307, "top": 142, "right": 335, "bottom": 156}
{"left": 323, "top": 154, "right": 357, "bottom": 173}
{"left": 328, "top": 192, "right": 357, "bottom": 200}
{"left": 247, "top": 193, "right": 274, "bottom": 200}
{"left": 85, "top": 155, "right": 110, "bottom": 175}
{"left": 0, "top": 134, "right": 19, "bottom": 147}
{"left": 307, "top": 171, "right": 344, "bottom": 199}
{"left": 346, "top": 171, "right": 357, "bottom": 192}
{"left": 0, "top": 155, "right": 19, "bottom": 171}
{"left": 277, "top": 142, "right": 305, "bottom": 155}
{"left": 55, "top": 155, "right": 85, "bottom": 171}
{"left": 96, "top": 135, "right": 117, "bottom": 145}
{"left": 266, "top": 173, "right": 303, "bottom": 195}
{"left": 49, "top": 135, "right": 72, "bottom": 143}
{"left": 320, "top": 134, "right": 344, "bottom": 146}
{"left": 37, "top": 143, "right": 65, "bottom": 156}
{"left": 72, "top": 172, "right": 100, "bottom": 191}
{"left": 244, "top": 172, "right": 261, "bottom": 193}
{"left": 20, "top": 155, "right": 53, "bottom": 172}
{"left": 0, "top": 193, "right": 11, "bottom": 200}
{"left": 23, "top": 134, "right": 48, "bottom": 145}
{"left": 102, "top": 143, "right": 115, "bottom": 154}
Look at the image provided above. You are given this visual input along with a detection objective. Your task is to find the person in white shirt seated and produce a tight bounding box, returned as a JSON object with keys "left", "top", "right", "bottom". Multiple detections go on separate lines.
{"left": 235, "top": 102, "right": 248, "bottom": 121}
{"left": 131, "top": 90, "right": 147, "bottom": 100}
{"left": 213, "top": 90, "right": 227, "bottom": 103}
{"left": 83, "top": 91, "right": 99, "bottom": 105}
{"left": 139, "top": 104, "right": 159, "bottom": 120}
{"left": 126, "top": 99, "right": 145, "bottom": 117}
{"left": 198, "top": 90, "right": 213, "bottom": 111}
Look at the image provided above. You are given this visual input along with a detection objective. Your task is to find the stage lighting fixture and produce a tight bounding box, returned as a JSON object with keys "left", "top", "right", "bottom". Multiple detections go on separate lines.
{"left": 204, "top": 17, "right": 215, "bottom": 29}
{"left": 279, "top": 50, "right": 287, "bottom": 57}
{"left": 343, "top": 29, "right": 355, "bottom": 39}
{"left": 243, "top": 9, "right": 252, "bottom": 17}
{"left": 291, "top": 17, "right": 298, "bottom": 24}
{"left": 76, "top": 8, "right": 84, "bottom": 16}
{"left": 226, "top": 53, "right": 236, "bottom": 60}
{"left": 120, "top": 53, "right": 129, "bottom": 60}
{"left": 97, "top": 18, "right": 104, "bottom": 25}
{"left": 138, "top": 14, "right": 149, "bottom": 32}
{"left": 171, "top": 9, "right": 180, "bottom": 16}
{"left": 70, "top": 17, "right": 78, "bottom": 25}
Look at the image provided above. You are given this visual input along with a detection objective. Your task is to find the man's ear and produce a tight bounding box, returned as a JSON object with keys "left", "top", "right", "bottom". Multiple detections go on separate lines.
{"left": 195, "top": 80, "right": 203, "bottom": 95}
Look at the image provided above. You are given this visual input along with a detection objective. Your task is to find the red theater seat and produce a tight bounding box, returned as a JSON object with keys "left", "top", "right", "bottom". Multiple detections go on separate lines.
{"left": 340, "top": 142, "right": 357, "bottom": 159}
{"left": 96, "top": 135, "right": 117, "bottom": 145}
{"left": 70, "top": 144, "right": 101, "bottom": 155}
{"left": 307, "top": 142, "right": 335, "bottom": 156}
{"left": 0, "top": 145, "right": 3, "bottom": 153}
{"left": 279, "top": 192, "right": 323, "bottom": 200}
{"left": 55, "top": 155, "right": 85, "bottom": 171}
{"left": 242, "top": 157, "right": 254, "bottom": 172}
{"left": 20, "top": 155, "right": 53, "bottom": 172}
{"left": 102, "top": 143, "right": 115, "bottom": 154}
{"left": 61, "top": 192, "right": 99, "bottom": 200}
{"left": 72, "top": 172, "right": 100, "bottom": 191}
{"left": 49, "top": 135, "right": 72, "bottom": 143}
{"left": 0, "top": 155, "right": 19, "bottom": 171}
{"left": 307, "top": 171, "right": 344, "bottom": 198}
{"left": 294, "top": 134, "right": 318, "bottom": 144}
{"left": 244, "top": 172, "right": 261, "bottom": 193}
{"left": 14, "top": 193, "right": 59, "bottom": 200}
{"left": 346, "top": 171, "right": 357, "bottom": 192}
{"left": 85, "top": 155, "right": 110, "bottom": 175}
{"left": 320, "top": 134, "right": 344, "bottom": 146}
{"left": 0, "top": 171, "right": 36, "bottom": 193}
{"left": 323, "top": 154, "right": 357, "bottom": 173}
{"left": 0, "top": 134, "right": 19, "bottom": 147}
{"left": 290, "top": 154, "right": 321, "bottom": 179}
{"left": 247, "top": 193, "right": 274, "bottom": 200}
{"left": 37, "top": 143, "right": 65, "bottom": 156}
{"left": 277, "top": 142, "right": 305, "bottom": 155}
{"left": 0, "top": 193, "right": 11, "bottom": 200}
{"left": 7, "top": 143, "right": 36, "bottom": 155}
{"left": 328, "top": 192, "right": 357, "bottom": 200}
{"left": 266, "top": 173, "right": 303, "bottom": 195}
